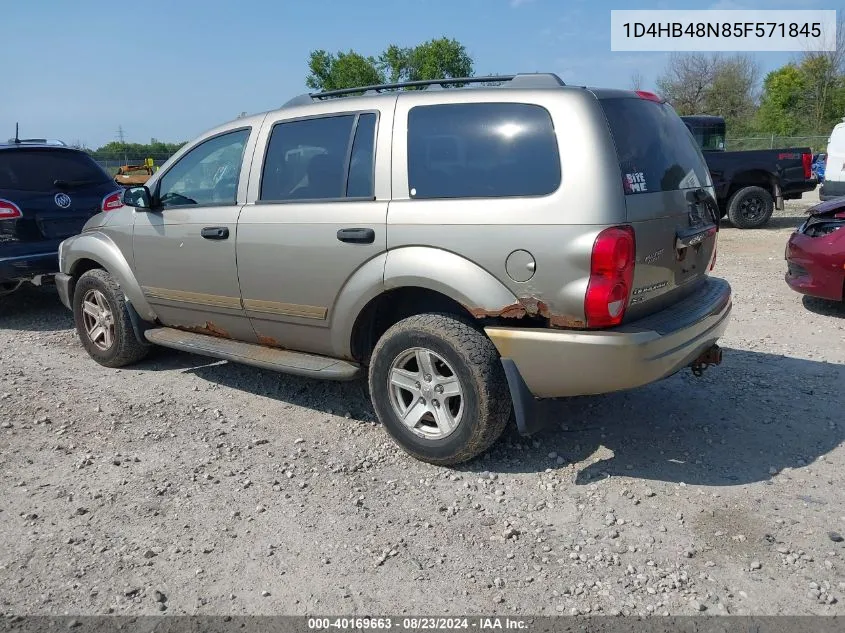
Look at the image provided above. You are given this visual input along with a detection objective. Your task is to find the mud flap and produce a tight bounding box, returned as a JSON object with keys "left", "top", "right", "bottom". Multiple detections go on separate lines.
{"left": 500, "top": 358, "right": 546, "bottom": 436}
{"left": 125, "top": 298, "right": 152, "bottom": 347}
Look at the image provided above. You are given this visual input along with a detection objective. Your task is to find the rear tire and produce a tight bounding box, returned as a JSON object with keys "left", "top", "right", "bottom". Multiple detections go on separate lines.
{"left": 727, "top": 186, "right": 774, "bottom": 229}
{"left": 368, "top": 313, "right": 512, "bottom": 466}
{"left": 72, "top": 269, "right": 149, "bottom": 368}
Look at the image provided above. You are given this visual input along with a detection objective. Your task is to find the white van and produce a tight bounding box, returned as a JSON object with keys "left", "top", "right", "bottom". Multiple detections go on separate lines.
{"left": 820, "top": 119, "right": 845, "bottom": 200}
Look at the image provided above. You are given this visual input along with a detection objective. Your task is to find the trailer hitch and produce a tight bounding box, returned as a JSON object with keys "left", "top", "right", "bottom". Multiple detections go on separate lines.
{"left": 690, "top": 344, "right": 723, "bottom": 377}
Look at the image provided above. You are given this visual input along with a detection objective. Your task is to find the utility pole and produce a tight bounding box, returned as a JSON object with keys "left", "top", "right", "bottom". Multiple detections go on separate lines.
{"left": 116, "top": 125, "right": 127, "bottom": 164}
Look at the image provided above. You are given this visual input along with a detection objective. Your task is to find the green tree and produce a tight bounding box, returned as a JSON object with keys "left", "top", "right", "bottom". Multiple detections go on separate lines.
{"left": 754, "top": 64, "right": 806, "bottom": 135}
{"left": 754, "top": 57, "right": 845, "bottom": 136}
{"left": 801, "top": 54, "right": 845, "bottom": 133}
{"left": 305, "top": 38, "right": 474, "bottom": 93}
{"left": 88, "top": 140, "right": 185, "bottom": 161}
{"left": 305, "top": 50, "right": 383, "bottom": 92}
{"left": 379, "top": 37, "right": 474, "bottom": 84}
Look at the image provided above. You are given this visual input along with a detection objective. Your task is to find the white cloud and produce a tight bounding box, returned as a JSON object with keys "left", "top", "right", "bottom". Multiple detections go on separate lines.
{"left": 510, "top": 0, "right": 535, "bottom": 7}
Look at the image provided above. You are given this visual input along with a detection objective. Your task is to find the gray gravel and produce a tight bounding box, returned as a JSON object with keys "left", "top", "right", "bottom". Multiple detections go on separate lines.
{"left": 1, "top": 191, "right": 843, "bottom": 616}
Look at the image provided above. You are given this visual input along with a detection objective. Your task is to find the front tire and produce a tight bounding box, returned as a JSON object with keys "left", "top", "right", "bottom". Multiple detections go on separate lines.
{"left": 72, "top": 269, "right": 149, "bottom": 368}
{"left": 727, "top": 186, "right": 774, "bottom": 229}
{"left": 368, "top": 313, "right": 512, "bottom": 466}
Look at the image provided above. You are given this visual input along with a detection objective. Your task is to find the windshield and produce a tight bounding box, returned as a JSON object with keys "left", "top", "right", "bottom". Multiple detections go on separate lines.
{"left": 0, "top": 149, "right": 112, "bottom": 191}
{"left": 601, "top": 98, "right": 712, "bottom": 195}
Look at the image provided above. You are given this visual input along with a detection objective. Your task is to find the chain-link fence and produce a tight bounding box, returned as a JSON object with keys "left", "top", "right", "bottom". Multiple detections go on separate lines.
{"left": 725, "top": 136, "right": 829, "bottom": 152}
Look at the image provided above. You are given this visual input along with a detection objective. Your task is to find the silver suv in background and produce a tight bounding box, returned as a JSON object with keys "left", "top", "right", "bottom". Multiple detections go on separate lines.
{"left": 55, "top": 73, "right": 731, "bottom": 465}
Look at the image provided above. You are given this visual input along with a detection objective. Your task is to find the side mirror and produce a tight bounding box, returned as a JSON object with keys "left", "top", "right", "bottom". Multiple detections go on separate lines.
{"left": 122, "top": 186, "right": 154, "bottom": 210}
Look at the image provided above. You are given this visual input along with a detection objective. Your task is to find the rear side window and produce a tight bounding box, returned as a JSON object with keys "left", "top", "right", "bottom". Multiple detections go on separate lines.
{"left": 601, "top": 98, "right": 711, "bottom": 195}
{"left": 260, "top": 113, "right": 377, "bottom": 202}
{"left": 407, "top": 103, "right": 561, "bottom": 199}
{"left": 0, "top": 149, "right": 111, "bottom": 191}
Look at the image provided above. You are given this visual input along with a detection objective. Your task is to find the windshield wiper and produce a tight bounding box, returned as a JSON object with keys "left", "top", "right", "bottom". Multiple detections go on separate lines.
{"left": 53, "top": 178, "right": 103, "bottom": 189}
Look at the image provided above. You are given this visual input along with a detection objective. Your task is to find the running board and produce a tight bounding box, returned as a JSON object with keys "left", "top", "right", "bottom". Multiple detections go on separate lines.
{"left": 144, "top": 327, "right": 361, "bottom": 381}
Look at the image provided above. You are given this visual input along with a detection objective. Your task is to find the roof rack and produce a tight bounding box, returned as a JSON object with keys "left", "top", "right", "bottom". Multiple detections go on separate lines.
{"left": 283, "top": 72, "right": 566, "bottom": 106}
{"left": 6, "top": 138, "right": 68, "bottom": 146}
{"left": 6, "top": 123, "right": 67, "bottom": 146}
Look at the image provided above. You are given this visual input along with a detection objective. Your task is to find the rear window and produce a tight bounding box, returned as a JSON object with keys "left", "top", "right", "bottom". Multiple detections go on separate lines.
{"left": 0, "top": 149, "right": 111, "bottom": 192}
{"left": 407, "top": 103, "right": 561, "bottom": 199}
{"left": 601, "top": 98, "right": 711, "bottom": 195}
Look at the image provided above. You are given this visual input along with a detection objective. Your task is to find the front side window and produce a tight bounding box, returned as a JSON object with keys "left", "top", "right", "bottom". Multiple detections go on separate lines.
{"left": 407, "top": 103, "right": 561, "bottom": 199}
{"left": 157, "top": 128, "right": 250, "bottom": 207}
{"left": 260, "top": 113, "right": 378, "bottom": 202}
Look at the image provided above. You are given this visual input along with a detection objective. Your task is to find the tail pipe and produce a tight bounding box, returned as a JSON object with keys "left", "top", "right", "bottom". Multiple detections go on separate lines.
{"left": 690, "top": 344, "right": 723, "bottom": 377}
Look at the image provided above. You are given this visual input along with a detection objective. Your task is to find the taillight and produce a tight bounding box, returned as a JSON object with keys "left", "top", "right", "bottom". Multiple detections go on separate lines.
{"left": 802, "top": 153, "right": 812, "bottom": 179}
{"left": 0, "top": 198, "right": 23, "bottom": 219}
{"left": 585, "top": 225, "right": 636, "bottom": 328}
{"left": 101, "top": 190, "right": 124, "bottom": 212}
{"left": 636, "top": 90, "right": 663, "bottom": 103}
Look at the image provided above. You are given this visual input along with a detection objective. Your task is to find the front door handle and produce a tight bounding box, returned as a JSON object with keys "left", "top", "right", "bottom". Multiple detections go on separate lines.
{"left": 337, "top": 227, "right": 375, "bottom": 244}
{"left": 201, "top": 227, "right": 229, "bottom": 240}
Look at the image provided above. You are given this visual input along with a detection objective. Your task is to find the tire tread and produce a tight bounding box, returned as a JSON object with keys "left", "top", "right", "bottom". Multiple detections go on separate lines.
{"left": 73, "top": 269, "right": 149, "bottom": 368}
{"left": 727, "top": 185, "right": 774, "bottom": 229}
{"left": 369, "top": 313, "right": 511, "bottom": 465}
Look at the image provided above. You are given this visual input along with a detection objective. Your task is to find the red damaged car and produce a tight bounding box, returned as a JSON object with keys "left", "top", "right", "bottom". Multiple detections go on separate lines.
{"left": 785, "top": 198, "right": 845, "bottom": 303}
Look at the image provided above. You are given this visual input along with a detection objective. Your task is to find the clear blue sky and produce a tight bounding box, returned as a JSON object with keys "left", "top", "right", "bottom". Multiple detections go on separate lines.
{"left": 0, "top": 0, "right": 835, "bottom": 148}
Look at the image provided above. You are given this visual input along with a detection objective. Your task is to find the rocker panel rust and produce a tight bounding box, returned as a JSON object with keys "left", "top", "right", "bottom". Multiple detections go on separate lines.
{"left": 172, "top": 322, "right": 231, "bottom": 339}
{"left": 256, "top": 334, "right": 285, "bottom": 348}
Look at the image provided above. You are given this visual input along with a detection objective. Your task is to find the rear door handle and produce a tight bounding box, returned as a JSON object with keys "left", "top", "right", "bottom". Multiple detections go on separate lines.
{"left": 337, "top": 227, "right": 375, "bottom": 244}
{"left": 676, "top": 224, "right": 717, "bottom": 250}
{"left": 201, "top": 227, "right": 229, "bottom": 240}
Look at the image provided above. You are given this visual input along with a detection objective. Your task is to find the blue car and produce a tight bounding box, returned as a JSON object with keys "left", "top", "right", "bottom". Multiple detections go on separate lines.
{"left": 1, "top": 136, "right": 121, "bottom": 296}
{"left": 812, "top": 153, "right": 827, "bottom": 182}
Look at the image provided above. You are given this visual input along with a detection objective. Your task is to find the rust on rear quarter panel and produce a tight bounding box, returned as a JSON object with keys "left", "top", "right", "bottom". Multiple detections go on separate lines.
{"left": 470, "top": 296, "right": 586, "bottom": 329}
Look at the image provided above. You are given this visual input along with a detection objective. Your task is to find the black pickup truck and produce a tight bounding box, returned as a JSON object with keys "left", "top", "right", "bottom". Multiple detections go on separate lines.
{"left": 682, "top": 116, "right": 818, "bottom": 229}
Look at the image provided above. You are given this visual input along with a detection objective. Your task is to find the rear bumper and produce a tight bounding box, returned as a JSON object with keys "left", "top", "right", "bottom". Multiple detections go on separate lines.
{"left": 820, "top": 180, "right": 845, "bottom": 201}
{"left": 784, "top": 179, "right": 818, "bottom": 195}
{"left": 485, "top": 277, "right": 732, "bottom": 398}
{"left": 0, "top": 251, "right": 59, "bottom": 283}
{"left": 785, "top": 233, "right": 845, "bottom": 302}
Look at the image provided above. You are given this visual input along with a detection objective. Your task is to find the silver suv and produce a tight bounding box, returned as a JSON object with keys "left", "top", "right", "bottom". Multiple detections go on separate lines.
{"left": 55, "top": 73, "right": 731, "bottom": 465}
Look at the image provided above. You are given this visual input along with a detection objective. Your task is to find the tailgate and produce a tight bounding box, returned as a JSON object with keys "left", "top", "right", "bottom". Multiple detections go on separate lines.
{"left": 0, "top": 148, "right": 114, "bottom": 246}
{"left": 598, "top": 95, "right": 719, "bottom": 320}
{"left": 0, "top": 189, "right": 105, "bottom": 243}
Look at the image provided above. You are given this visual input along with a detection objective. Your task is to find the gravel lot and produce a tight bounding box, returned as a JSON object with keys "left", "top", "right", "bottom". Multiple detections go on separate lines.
{"left": 1, "top": 191, "right": 844, "bottom": 618}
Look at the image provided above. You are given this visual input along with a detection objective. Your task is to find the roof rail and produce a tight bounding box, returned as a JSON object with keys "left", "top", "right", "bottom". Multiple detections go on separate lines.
{"left": 6, "top": 124, "right": 67, "bottom": 146}
{"left": 312, "top": 75, "right": 517, "bottom": 99}
{"left": 282, "top": 73, "right": 566, "bottom": 106}
{"left": 6, "top": 138, "right": 68, "bottom": 146}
